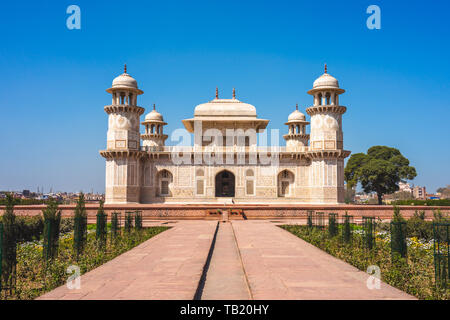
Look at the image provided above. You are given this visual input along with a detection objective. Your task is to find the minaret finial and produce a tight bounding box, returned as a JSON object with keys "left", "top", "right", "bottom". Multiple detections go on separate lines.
{"left": 296, "top": 103, "right": 298, "bottom": 110}
{"left": 124, "top": 64, "right": 127, "bottom": 73}
{"left": 233, "top": 88, "right": 236, "bottom": 99}
{"left": 324, "top": 63, "right": 327, "bottom": 74}
{"left": 153, "top": 103, "right": 156, "bottom": 110}
{"left": 216, "top": 87, "right": 219, "bottom": 99}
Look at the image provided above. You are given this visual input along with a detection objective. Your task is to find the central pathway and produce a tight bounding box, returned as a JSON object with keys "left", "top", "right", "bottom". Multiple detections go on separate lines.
{"left": 200, "top": 222, "right": 251, "bottom": 300}
{"left": 38, "top": 220, "right": 415, "bottom": 300}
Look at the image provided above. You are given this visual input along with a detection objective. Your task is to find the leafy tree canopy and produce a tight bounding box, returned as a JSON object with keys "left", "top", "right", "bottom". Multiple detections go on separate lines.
{"left": 436, "top": 185, "right": 450, "bottom": 198}
{"left": 344, "top": 146, "right": 417, "bottom": 204}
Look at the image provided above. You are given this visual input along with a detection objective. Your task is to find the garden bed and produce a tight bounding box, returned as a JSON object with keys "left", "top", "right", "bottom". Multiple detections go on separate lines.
{"left": 280, "top": 224, "right": 449, "bottom": 300}
{"left": 3, "top": 226, "right": 169, "bottom": 300}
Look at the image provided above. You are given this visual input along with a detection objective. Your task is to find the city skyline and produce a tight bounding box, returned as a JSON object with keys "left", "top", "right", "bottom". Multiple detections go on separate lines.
{"left": 1, "top": 1, "right": 449, "bottom": 193}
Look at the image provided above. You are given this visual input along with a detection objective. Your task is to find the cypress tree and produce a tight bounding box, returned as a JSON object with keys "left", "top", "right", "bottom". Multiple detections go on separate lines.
{"left": 73, "top": 192, "right": 87, "bottom": 258}
{"left": 1, "top": 194, "right": 17, "bottom": 293}
{"left": 96, "top": 200, "right": 107, "bottom": 250}
{"left": 42, "top": 200, "right": 61, "bottom": 260}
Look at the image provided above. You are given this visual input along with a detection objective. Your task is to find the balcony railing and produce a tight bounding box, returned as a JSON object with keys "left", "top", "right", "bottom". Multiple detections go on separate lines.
{"left": 140, "top": 145, "right": 309, "bottom": 153}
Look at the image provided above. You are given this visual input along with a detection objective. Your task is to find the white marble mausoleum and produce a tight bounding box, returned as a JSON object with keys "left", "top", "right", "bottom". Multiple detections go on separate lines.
{"left": 100, "top": 65, "right": 351, "bottom": 204}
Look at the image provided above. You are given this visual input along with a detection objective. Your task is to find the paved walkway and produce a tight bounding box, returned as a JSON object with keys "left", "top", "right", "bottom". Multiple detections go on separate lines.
{"left": 38, "top": 221, "right": 217, "bottom": 300}
{"left": 232, "top": 220, "right": 415, "bottom": 300}
{"left": 38, "top": 220, "right": 415, "bottom": 300}
{"left": 200, "top": 222, "right": 251, "bottom": 300}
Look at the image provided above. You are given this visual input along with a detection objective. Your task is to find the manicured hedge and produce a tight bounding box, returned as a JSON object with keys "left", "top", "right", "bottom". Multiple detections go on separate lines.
{"left": 0, "top": 198, "right": 55, "bottom": 206}
{"left": 0, "top": 216, "right": 74, "bottom": 243}
{"left": 392, "top": 199, "right": 450, "bottom": 206}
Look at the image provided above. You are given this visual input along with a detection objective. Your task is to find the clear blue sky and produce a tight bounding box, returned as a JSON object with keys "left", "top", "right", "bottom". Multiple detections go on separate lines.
{"left": 0, "top": 0, "right": 449, "bottom": 194}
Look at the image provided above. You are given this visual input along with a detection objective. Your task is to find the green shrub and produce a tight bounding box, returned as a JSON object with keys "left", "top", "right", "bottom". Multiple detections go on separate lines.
{"left": 124, "top": 212, "right": 133, "bottom": 232}
{"left": 328, "top": 213, "right": 338, "bottom": 237}
{"left": 95, "top": 201, "right": 107, "bottom": 250}
{"left": 135, "top": 211, "right": 143, "bottom": 230}
{"left": 42, "top": 201, "right": 61, "bottom": 261}
{"left": 406, "top": 211, "right": 433, "bottom": 240}
{"left": 378, "top": 211, "right": 439, "bottom": 241}
{"left": 432, "top": 209, "right": 449, "bottom": 223}
{"left": 0, "top": 198, "right": 57, "bottom": 206}
{"left": 1, "top": 194, "right": 17, "bottom": 293}
{"left": 111, "top": 212, "right": 121, "bottom": 238}
{"left": 392, "top": 199, "right": 450, "bottom": 206}
{"left": 59, "top": 217, "right": 74, "bottom": 234}
{"left": 392, "top": 205, "right": 405, "bottom": 222}
{"left": 390, "top": 221, "right": 407, "bottom": 259}
{"left": 14, "top": 216, "right": 44, "bottom": 242}
{"left": 73, "top": 193, "right": 87, "bottom": 258}
{"left": 307, "top": 210, "right": 314, "bottom": 228}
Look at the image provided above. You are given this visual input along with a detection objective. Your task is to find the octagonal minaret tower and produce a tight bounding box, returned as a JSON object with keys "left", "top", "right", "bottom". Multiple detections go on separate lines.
{"left": 283, "top": 104, "right": 310, "bottom": 151}
{"left": 100, "top": 65, "right": 145, "bottom": 204}
{"left": 306, "top": 64, "right": 346, "bottom": 151}
{"left": 141, "top": 104, "right": 168, "bottom": 150}
{"left": 306, "top": 65, "right": 350, "bottom": 203}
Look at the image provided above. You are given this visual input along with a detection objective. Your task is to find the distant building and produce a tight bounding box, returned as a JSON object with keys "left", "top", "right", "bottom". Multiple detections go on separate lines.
{"left": 354, "top": 192, "right": 377, "bottom": 203}
{"left": 398, "top": 182, "right": 412, "bottom": 193}
{"left": 413, "top": 186, "right": 426, "bottom": 200}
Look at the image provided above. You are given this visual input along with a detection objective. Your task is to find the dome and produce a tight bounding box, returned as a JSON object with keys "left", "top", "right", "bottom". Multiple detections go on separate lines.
{"left": 288, "top": 109, "right": 306, "bottom": 122}
{"left": 144, "top": 105, "right": 165, "bottom": 122}
{"left": 307, "top": 65, "right": 345, "bottom": 95}
{"left": 313, "top": 73, "right": 339, "bottom": 89}
{"left": 112, "top": 73, "right": 138, "bottom": 89}
{"left": 194, "top": 98, "right": 257, "bottom": 118}
{"left": 107, "top": 65, "right": 143, "bottom": 94}
{"left": 145, "top": 110, "right": 163, "bottom": 121}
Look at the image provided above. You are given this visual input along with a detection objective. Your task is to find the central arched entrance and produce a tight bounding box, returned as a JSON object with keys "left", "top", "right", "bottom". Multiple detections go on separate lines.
{"left": 215, "top": 170, "right": 235, "bottom": 197}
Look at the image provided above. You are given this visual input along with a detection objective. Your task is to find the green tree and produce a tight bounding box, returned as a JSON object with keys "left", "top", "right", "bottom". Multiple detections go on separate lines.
{"left": 42, "top": 200, "right": 61, "bottom": 260}
{"left": 344, "top": 187, "right": 356, "bottom": 204}
{"left": 73, "top": 192, "right": 87, "bottom": 257}
{"left": 1, "top": 194, "right": 17, "bottom": 292}
{"left": 344, "top": 146, "right": 417, "bottom": 204}
{"left": 393, "top": 191, "right": 414, "bottom": 201}
{"left": 392, "top": 205, "right": 405, "bottom": 222}
{"left": 96, "top": 200, "right": 107, "bottom": 249}
{"left": 436, "top": 185, "right": 450, "bottom": 199}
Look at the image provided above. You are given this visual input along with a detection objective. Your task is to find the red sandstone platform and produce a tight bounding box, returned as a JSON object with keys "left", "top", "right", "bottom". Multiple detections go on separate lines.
{"left": 3, "top": 203, "right": 449, "bottom": 220}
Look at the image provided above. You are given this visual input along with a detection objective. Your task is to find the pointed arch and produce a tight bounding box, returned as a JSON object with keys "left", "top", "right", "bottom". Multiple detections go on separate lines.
{"left": 157, "top": 169, "right": 173, "bottom": 196}
{"left": 278, "top": 169, "right": 295, "bottom": 197}
{"left": 215, "top": 170, "right": 235, "bottom": 197}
